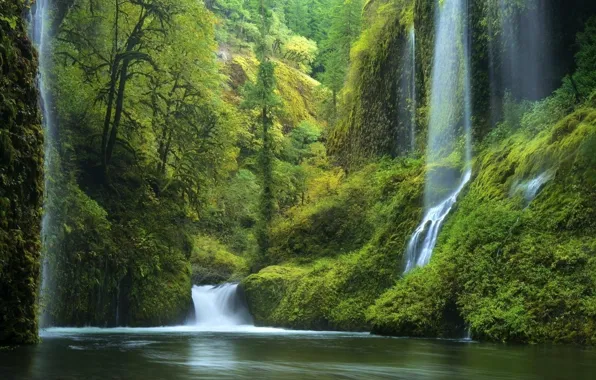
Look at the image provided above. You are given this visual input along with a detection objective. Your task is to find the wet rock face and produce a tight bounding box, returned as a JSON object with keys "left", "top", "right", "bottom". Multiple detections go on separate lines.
{"left": 0, "top": 0, "right": 44, "bottom": 344}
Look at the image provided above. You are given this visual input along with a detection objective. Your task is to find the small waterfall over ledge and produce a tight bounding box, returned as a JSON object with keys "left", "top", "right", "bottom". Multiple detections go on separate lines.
{"left": 190, "top": 284, "right": 254, "bottom": 328}
{"left": 404, "top": 0, "right": 472, "bottom": 273}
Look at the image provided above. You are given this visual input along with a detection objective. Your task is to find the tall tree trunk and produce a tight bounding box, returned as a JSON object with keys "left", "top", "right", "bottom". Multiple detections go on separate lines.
{"left": 105, "top": 59, "right": 130, "bottom": 167}
{"left": 161, "top": 129, "right": 173, "bottom": 175}
{"left": 101, "top": 59, "right": 121, "bottom": 176}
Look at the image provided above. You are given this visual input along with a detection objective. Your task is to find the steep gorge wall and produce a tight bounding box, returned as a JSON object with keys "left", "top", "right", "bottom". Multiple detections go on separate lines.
{"left": 0, "top": 0, "right": 44, "bottom": 344}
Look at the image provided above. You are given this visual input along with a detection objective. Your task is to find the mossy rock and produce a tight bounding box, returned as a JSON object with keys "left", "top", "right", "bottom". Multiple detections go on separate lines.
{"left": 242, "top": 159, "right": 425, "bottom": 331}
{"left": 190, "top": 235, "right": 248, "bottom": 285}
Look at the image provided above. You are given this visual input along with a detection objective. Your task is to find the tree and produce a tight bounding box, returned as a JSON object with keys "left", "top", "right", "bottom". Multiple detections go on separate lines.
{"left": 282, "top": 35, "right": 318, "bottom": 73}
{"left": 244, "top": 0, "right": 280, "bottom": 263}
{"left": 285, "top": 0, "right": 308, "bottom": 36}
{"left": 58, "top": 0, "right": 186, "bottom": 178}
{"left": 319, "top": 0, "right": 363, "bottom": 115}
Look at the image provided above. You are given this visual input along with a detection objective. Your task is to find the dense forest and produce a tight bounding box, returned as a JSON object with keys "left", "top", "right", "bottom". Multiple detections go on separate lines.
{"left": 1, "top": 0, "right": 596, "bottom": 348}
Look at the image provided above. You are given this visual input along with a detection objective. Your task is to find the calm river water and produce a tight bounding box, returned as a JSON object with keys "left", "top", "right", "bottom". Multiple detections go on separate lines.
{"left": 0, "top": 327, "right": 594, "bottom": 379}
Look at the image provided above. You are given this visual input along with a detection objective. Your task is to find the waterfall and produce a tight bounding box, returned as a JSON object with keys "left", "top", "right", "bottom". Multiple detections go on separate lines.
{"left": 404, "top": 0, "right": 472, "bottom": 273}
{"left": 488, "top": 0, "right": 552, "bottom": 123}
{"left": 500, "top": 0, "right": 551, "bottom": 101}
{"left": 190, "top": 284, "right": 253, "bottom": 328}
{"left": 29, "top": 0, "right": 55, "bottom": 327}
{"left": 524, "top": 173, "right": 551, "bottom": 202}
{"left": 404, "top": 170, "right": 471, "bottom": 272}
{"left": 408, "top": 27, "right": 417, "bottom": 152}
{"left": 510, "top": 171, "right": 553, "bottom": 204}
{"left": 399, "top": 26, "right": 417, "bottom": 153}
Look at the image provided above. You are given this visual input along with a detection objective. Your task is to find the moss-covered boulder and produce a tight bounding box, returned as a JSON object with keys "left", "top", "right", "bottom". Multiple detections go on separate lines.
{"left": 129, "top": 258, "right": 193, "bottom": 326}
{"left": 190, "top": 235, "right": 248, "bottom": 285}
{"left": 0, "top": 0, "right": 44, "bottom": 344}
{"left": 242, "top": 160, "right": 424, "bottom": 330}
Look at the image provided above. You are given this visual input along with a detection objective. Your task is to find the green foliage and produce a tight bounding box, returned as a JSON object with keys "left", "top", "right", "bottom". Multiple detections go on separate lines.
{"left": 0, "top": 0, "right": 43, "bottom": 344}
{"left": 329, "top": 0, "right": 418, "bottom": 167}
{"left": 244, "top": 9, "right": 280, "bottom": 259}
{"left": 319, "top": 0, "right": 364, "bottom": 117}
{"left": 282, "top": 35, "right": 318, "bottom": 73}
{"left": 571, "top": 17, "right": 596, "bottom": 98}
{"left": 243, "top": 159, "right": 425, "bottom": 330}
{"left": 190, "top": 235, "right": 249, "bottom": 285}
{"left": 43, "top": 0, "right": 240, "bottom": 327}
{"left": 369, "top": 104, "right": 596, "bottom": 344}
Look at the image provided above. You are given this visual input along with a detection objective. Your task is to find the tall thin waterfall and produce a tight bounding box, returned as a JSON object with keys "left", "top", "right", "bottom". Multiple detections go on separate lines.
{"left": 403, "top": 25, "right": 418, "bottom": 152}
{"left": 29, "top": 0, "right": 55, "bottom": 327}
{"left": 404, "top": 0, "right": 472, "bottom": 272}
{"left": 398, "top": 26, "right": 417, "bottom": 153}
{"left": 190, "top": 284, "right": 253, "bottom": 328}
{"left": 500, "top": 0, "right": 551, "bottom": 101}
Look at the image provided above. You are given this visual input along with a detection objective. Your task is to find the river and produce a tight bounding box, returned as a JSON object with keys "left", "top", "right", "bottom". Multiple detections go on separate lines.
{"left": 1, "top": 326, "right": 595, "bottom": 379}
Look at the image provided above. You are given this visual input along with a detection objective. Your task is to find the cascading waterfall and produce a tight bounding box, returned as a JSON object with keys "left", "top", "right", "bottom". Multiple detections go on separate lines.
{"left": 404, "top": 171, "right": 471, "bottom": 271}
{"left": 404, "top": 0, "right": 472, "bottom": 273}
{"left": 190, "top": 284, "right": 253, "bottom": 328}
{"left": 29, "top": 0, "right": 55, "bottom": 327}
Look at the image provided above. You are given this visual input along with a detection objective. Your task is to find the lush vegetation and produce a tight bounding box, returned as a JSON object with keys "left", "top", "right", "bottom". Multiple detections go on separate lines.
{"left": 243, "top": 0, "right": 596, "bottom": 344}
{"left": 1, "top": 0, "right": 596, "bottom": 345}
{"left": 31, "top": 0, "right": 353, "bottom": 328}
{"left": 0, "top": 0, "right": 43, "bottom": 344}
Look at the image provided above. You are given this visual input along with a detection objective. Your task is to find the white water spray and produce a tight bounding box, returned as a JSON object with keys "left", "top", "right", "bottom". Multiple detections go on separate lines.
{"left": 404, "top": 0, "right": 472, "bottom": 273}
{"left": 190, "top": 284, "right": 253, "bottom": 328}
{"left": 29, "top": 0, "right": 54, "bottom": 327}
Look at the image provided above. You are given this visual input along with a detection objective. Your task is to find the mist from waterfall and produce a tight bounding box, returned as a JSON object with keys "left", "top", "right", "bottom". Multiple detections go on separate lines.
{"left": 29, "top": 0, "right": 55, "bottom": 327}
{"left": 404, "top": 0, "right": 472, "bottom": 273}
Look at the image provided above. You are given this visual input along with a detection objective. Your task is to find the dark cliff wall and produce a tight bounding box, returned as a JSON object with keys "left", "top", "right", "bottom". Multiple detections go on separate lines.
{"left": 0, "top": 0, "right": 43, "bottom": 344}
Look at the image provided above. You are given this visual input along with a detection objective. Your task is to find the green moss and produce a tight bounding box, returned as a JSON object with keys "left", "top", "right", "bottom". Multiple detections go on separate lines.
{"left": 242, "top": 159, "right": 425, "bottom": 330}
{"left": 129, "top": 258, "right": 192, "bottom": 326}
{"left": 329, "top": 0, "right": 432, "bottom": 168}
{"left": 369, "top": 105, "right": 596, "bottom": 344}
{"left": 190, "top": 235, "right": 249, "bottom": 284}
{"left": 0, "top": 0, "right": 44, "bottom": 344}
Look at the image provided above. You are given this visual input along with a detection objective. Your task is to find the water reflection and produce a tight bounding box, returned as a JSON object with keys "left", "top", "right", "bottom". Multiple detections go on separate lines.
{"left": 1, "top": 329, "right": 595, "bottom": 379}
